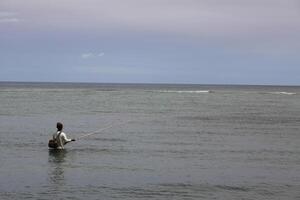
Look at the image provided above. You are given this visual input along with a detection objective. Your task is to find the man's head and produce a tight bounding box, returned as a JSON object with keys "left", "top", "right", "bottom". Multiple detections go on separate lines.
{"left": 56, "top": 122, "right": 63, "bottom": 131}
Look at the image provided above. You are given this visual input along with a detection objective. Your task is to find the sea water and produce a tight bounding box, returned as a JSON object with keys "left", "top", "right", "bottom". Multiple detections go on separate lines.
{"left": 0, "top": 82, "right": 299, "bottom": 199}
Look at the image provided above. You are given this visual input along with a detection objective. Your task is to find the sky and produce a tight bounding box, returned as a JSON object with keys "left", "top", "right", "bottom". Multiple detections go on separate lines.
{"left": 1, "top": 0, "right": 300, "bottom": 85}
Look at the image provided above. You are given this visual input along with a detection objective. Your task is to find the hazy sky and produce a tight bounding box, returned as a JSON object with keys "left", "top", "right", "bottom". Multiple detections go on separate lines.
{"left": 1, "top": 0, "right": 300, "bottom": 84}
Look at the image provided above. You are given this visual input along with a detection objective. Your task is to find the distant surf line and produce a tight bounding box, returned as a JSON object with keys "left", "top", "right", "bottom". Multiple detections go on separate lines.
{"left": 268, "top": 92, "right": 296, "bottom": 95}
{"left": 156, "top": 90, "right": 212, "bottom": 94}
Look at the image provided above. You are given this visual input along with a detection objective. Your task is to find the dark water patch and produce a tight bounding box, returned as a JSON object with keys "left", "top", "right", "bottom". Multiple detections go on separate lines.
{"left": 0, "top": 141, "right": 41, "bottom": 149}
{"left": 91, "top": 110, "right": 115, "bottom": 113}
{"left": 94, "top": 88, "right": 118, "bottom": 92}
{"left": 159, "top": 141, "right": 198, "bottom": 146}
{"left": 114, "top": 183, "right": 251, "bottom": 199}
{"left": 178, "top": 114, "right": 300, "bottom": 126}
{"left": 217, "top": 149, "right": 300, "bottom": 155}
{"left": 111, "top": 186, "right": 201, "bottom": 199}
{"left": 229, "top": 115, "right": 300, "bottom": 125}
{"left": 215, "top": 185, "right": 250, "bottom": 192}
{"left": 177, "top": 116, "right": 216, "bottom": 121}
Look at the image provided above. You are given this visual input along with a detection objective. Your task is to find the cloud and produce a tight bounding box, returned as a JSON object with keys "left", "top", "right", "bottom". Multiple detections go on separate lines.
{"left": 8, "top": 0, "right": 299, "bottom": 37}
{"left": 0, "top": 11, "right": 17, "bottom": 17}
{"left": 3, "top": 0, "right": 300, "bottom": 54}
{"left": 0, "top": 11, "right": 20, "bottom": 23}
{"left": 81, "top": 52, "right": 104, "bottom": 59}
{"left": 81, "top": 53, "right": 93, "bottom": 59}
{"left": 0, "top": 18, "right": 20, "bottom": 23}
{"left": 98, "top": 52, "right": 105, "bottom": 57}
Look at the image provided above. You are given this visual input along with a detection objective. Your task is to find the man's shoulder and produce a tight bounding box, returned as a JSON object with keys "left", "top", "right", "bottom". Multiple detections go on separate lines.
{"left": 60, "top": 131, "right": 67, "bottom": 136}
{"left": 54, "top": 131, "right": 66, "bottom": 135}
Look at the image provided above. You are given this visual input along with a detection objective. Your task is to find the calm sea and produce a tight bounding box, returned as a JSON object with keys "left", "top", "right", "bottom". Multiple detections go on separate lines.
{"left": 0, "top": 82, "right": 299, "bottom": 199}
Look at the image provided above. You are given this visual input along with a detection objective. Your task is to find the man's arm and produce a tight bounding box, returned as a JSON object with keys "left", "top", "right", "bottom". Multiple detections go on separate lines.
{"left": 61, "top": 133, "right": 75, "bottom": 144}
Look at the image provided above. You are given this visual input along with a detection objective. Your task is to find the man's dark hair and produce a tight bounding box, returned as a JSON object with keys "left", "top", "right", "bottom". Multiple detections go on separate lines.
{"left": 56, "top": 122, "right": 63, "bottom": 131}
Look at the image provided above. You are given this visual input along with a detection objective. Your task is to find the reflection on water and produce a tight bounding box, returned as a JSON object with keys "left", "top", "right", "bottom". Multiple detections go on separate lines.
{"left": 48, "top": 149, "right": 68, "bottom": 163}
{"left": 48, "top": 149, "right": 68, "bottom": 186}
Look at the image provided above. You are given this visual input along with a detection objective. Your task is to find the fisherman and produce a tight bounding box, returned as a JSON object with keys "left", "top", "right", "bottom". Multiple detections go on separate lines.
{"left": 50, "top": 122, "right": 75, "bottom": 149}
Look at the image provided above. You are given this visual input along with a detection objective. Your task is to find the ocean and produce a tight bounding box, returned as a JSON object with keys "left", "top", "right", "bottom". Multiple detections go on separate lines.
{"left": 0, "top": 82, "right": 299, "bottom": 199}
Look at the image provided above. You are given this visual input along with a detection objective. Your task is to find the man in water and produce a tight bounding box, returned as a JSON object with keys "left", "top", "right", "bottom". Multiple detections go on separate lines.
{"left": 53, "top": 122, "right": 75, "bottom": 149}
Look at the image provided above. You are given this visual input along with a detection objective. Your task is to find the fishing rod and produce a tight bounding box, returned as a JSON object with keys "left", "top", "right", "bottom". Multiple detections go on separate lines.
{"left": 75, "top": 121, "right": 128, "bottom": 140}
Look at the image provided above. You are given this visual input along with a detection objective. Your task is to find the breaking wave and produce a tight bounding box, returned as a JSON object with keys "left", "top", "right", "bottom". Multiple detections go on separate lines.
{"left": 157, "top": 90, "right": 212, "bottom": 94}
{"left": 268, "top": 92, "right": 296, "bottom": 95}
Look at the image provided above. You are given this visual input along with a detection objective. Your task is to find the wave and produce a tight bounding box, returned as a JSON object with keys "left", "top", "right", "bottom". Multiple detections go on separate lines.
{"left": 157, "top": 90, "right": 212, "bottom": 94}
{"left": 268, "top": 92, "right": 296, "bottom": 95}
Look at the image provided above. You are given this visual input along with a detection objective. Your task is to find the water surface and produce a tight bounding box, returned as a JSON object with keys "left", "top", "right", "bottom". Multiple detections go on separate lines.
{"left": 0, "top": 82, "right": 299, "bottom": 199}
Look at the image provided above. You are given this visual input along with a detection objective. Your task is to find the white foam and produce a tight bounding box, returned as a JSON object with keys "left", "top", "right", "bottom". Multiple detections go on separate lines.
{"left": 158, "top": 90, "right": 211, "bottom": 94}
{"left": 269, "top": 92, "right": 296, "bottom": 95}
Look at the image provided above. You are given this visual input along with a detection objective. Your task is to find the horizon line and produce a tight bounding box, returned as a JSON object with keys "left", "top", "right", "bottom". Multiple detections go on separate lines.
{"left": 0, "top": 80, "right": 299, "bottom": 87}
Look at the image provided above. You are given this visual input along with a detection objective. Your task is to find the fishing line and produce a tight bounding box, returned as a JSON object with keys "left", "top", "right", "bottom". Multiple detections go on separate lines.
{"left": 76, "top": 121, "right": 129, "bottom": 140}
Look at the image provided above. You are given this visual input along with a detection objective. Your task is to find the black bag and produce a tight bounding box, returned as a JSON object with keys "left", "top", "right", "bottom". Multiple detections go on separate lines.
{"left": 48, "top": 131, "right": 62, "bottom": 149}
{"left": 48, "top": 139, "right": 58, "bottom": 148}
